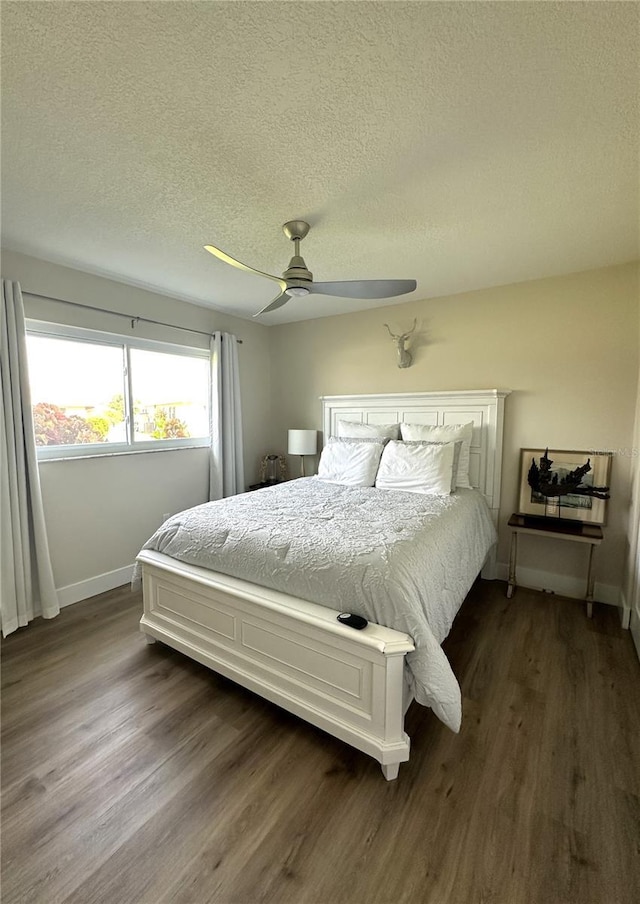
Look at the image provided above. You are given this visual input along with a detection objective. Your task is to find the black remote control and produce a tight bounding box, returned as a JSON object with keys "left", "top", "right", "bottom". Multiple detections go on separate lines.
{"left": 337, "top": 612, "right": 368, "bottom": 630}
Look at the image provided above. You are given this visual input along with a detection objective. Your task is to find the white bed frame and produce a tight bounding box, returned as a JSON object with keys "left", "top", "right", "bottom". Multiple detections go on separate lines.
{"left": 139, "top": 389, "right": 510, "bottom": 780}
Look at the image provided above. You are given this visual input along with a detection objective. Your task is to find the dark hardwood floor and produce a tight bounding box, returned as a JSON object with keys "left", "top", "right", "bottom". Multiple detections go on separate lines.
{"left": 2, "top": 581, "right": 639, "bottom": 904}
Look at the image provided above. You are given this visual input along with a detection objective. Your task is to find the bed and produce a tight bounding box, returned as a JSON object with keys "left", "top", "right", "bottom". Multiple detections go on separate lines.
{"left": 137, "top": 389, "right": 510, "bottom": 779}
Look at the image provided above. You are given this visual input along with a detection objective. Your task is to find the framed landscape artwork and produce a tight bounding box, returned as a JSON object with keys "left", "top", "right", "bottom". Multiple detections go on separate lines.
{"left": 518, "top": 448, "right": 613, "bottom": 525}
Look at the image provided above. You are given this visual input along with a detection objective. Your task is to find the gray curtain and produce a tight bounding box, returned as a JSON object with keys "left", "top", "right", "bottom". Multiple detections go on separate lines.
{"left": 0, "top": 279, "right": 59, "bottom": 635}
{"left": 209, "top": 332, "right": 244, "bottom": 500}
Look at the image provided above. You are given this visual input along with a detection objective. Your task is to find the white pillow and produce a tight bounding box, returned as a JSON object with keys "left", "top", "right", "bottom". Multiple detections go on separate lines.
{"left": 375, "top": 441, "right": 455, "bottom": 496}
{"left": 336, "top": 420, "right": 400, "bottom": 440}
{"left": 400, "top": 422, "right": 474, "bottom": 488}
{"left": 402, "top": 440, "right": 463, "bottom": 492}
{"left": 316, "top": 440, "right": 384, "bottom": 487}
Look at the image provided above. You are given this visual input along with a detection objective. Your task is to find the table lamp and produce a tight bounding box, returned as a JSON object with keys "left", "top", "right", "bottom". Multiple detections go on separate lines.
{"left": 288, "top": 429, "right": 317, "bottom": 477}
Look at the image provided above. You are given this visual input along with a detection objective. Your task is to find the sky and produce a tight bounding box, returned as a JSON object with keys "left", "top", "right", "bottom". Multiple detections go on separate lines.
{"left": 27, "top": 335, "right": 209, "bottom": 409}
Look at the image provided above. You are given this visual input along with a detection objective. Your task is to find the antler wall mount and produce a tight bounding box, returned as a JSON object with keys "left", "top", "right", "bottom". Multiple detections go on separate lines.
{"left": 384, "top": 319, "right": 417, "bottom": 368}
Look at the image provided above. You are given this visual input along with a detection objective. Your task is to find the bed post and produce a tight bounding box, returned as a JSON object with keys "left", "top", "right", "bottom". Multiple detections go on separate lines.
{"left": 480, "top": 389, "right": 510, "bottom": 580}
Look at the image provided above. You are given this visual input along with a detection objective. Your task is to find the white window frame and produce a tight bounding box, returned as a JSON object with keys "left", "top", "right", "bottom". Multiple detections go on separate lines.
{"left": 26, "top": 321, "right": 211, "bottom": 460}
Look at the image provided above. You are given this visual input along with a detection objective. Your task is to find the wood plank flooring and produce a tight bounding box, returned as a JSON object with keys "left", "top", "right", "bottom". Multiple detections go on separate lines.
{"left": 2, "top": 581, "right": 639, "bottom": 904}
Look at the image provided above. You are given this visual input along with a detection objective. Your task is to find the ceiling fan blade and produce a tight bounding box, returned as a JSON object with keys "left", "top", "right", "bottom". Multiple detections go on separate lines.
{"left": 253, "top": 291, "right": 290, "bottom": 317}
{"left": 309, "top": 279, "right": 417, "bottom": 300}
{"left": 204, "top": 243, "right": 287, "bottom": 291}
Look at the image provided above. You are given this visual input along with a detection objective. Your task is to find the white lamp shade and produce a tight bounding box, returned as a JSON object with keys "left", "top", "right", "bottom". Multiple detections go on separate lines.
{"left": 288, "top": 429, "right": 317, "bottom": 456}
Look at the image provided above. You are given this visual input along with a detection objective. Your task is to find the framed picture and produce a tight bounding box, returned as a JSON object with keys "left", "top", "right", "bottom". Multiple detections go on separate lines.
{"left": 518, "top": 448, "right": 612, "bottom": 524}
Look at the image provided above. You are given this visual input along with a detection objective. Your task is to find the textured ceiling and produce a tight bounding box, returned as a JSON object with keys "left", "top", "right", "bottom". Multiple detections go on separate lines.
{"left": 1, "top": 1, "right": 638, "bottom": 324}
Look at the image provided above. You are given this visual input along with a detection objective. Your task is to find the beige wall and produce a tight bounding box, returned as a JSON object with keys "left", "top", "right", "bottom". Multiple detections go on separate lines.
{"left": 270, "top": 262, "right": 639, "bottom": 599}
{"left": 1, "top": 249, "right": 274, "bottom": 591}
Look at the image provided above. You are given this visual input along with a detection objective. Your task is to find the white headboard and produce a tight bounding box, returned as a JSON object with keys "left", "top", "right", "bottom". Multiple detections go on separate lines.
{"left": 320, "top": 390, "right": 511, "bottom": 522}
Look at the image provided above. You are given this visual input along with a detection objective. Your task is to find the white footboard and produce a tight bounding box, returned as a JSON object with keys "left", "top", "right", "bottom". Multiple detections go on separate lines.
{"left": 137, "top": 550, "right": 415, "bottom": 779}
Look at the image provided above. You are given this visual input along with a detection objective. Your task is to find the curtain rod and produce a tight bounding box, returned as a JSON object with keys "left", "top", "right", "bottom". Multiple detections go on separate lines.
{"left": 23, "top": 290, "right": 243, "bottom": 343}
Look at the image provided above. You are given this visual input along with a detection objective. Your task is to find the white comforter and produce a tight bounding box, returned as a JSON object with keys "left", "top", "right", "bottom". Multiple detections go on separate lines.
{"left": 135, "top": 479, "right": 497, "bottom": 731}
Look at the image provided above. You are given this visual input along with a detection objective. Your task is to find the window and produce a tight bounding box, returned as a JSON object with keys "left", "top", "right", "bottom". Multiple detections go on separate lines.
{"left": 129, "top": 348, "right": 209, "bottom": 442}
{"left": 26, "top": 322, "right": 210, "bottom": 459}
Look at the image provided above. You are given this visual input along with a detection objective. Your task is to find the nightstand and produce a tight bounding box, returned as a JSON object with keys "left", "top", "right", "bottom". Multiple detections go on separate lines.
{"left": 247, "top": 481, "right": 281, "bottom": 492}
{"left": 507, "top": 513, "right": 604, "bottom": 617}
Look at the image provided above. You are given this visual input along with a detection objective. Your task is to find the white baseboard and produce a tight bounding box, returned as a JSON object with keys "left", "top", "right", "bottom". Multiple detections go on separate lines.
{"left": 619, "top": 589, "right": 632, "bottom": 630}
{"left": 630, "top": 610, "right": 640, "bottom": 663}
{"left": 57, "top": 564, "right": 134, "bottom": 607}
{"left": 619, "top": 589, "right": 640, "bottom": 661}
{"left": 495, "top": 562, "right": 620, "bottom": 607}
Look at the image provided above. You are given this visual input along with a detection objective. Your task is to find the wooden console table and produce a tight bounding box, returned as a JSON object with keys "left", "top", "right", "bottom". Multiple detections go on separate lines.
{"left": 507, "top": 513, "right": 604, "bottom": 617}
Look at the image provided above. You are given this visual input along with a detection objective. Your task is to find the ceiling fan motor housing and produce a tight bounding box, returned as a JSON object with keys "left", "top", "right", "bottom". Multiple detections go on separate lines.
{"left": 283, "top": 254, "right": 313, "bottom": 295}
{"left": 284, "top": 255, "right": 312, "bottom": 282}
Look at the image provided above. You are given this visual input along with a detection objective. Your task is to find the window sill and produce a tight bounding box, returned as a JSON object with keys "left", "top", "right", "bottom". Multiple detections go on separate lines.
{"left": 37, "top": 443, "right": 209, "bottom": 463}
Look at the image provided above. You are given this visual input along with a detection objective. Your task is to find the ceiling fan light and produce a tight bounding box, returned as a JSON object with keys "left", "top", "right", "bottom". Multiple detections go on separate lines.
{"left": 286, "top": 286, "right": 310, "bottom": 297}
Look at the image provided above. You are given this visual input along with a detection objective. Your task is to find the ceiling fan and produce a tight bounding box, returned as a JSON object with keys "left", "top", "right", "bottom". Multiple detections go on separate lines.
{"left": 204, "top": 220, "right": 417, "bottom": 317}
